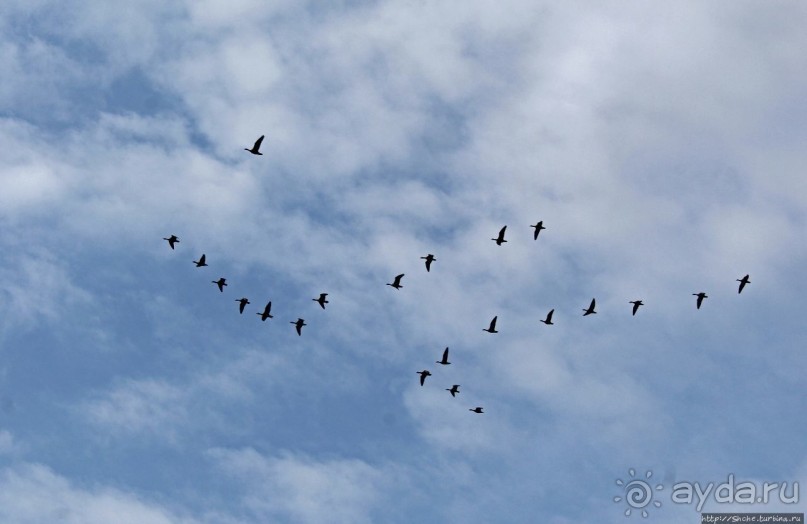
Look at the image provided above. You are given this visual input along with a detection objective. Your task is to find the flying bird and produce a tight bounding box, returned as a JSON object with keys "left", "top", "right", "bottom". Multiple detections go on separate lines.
{"left": 737, "top": 274, "right": 750, "bottom": 294}
{"left": 436, "top": 347, "right": 451, "bottom": 365}
{"left": 313, "top": 293, "right": 329, "bottom": 309}
{"left": 492, "top": 226, "right": 507, "bottom": 246}
{"left": 483, "top": 316, "right": 498, "bottom": 333}
{"left": 236, "top": 297, "right": 250, "bottom": 314}
{"left": 447, "top": 385, "right": 460, "bottom": 397}
{"left": 417, "top": 370, "right": 432, "bottom": 386}
{"left": 387, "top": 273, "right": 404, "bottom": 289}
{"left": 582, "top": 298, "right": 597, "bottom": 316}
{"left": 212, "top": 278, "right": 227, "bottom": 292}
{"left": 193, "top": 254, "right": 207, "bottom": 267}
{"left": 540, "top": 309, "right": 554, "bottom": 325}
{"left": 256, "top": 302, "right": 274, "bottom": 321}
{"left": 291, "top": 318, "right": 306, "bottom": 336}
{"left": 420, "top": 254, "right": 436, "bottom": 272}
{"left": 245, "top": 135, "right": 264, "bottom": 155}
{"left": 531, "top": 221, "right": 546, "bottom": 240}
{"left": 693, "top": 292, "right": 708, "bottom": 309}
{"left": 469, "top": 407, "right": 484, "bottom": 414}
{"left": 629, "top": 300, "right": 644, "bottom": 316}
{"left": 163, "top": 235, "right": 179, "bottom": 249}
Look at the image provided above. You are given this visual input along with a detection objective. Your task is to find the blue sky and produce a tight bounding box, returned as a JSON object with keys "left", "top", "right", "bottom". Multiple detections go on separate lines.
{"left": 1, "top": 1, "right": 806, "bottom": 522}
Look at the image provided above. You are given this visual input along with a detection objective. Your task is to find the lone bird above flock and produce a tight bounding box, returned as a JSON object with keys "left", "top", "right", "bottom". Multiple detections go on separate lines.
{"left": 193, "top": 254, "right": 207, "bottom": 267}
{"left": 212, "top": 278, "right": 227, "bottom": 292}
{"left": 492, "top": 226, "right": 507, "bottom": 246}
{"left": 291, "top": 318, "right": 306, "bottom": 336}
{"left": 245, "top": 135, "right": 264, "bottom": 155}
{"left": 387, "top": 273, "right": 404, "bottom": 290}
{"left": 540, "top": 309, "right": 554, "bottom": 325}
{"left": 582, "top": 298, "right": 597, "bottom": 316}
{"left": 313, "top": 293, "right": 329, "bottom": 309}
{"left": 469, "top": 407, "right": 484, "bottom": 414}
{"left": 420, "top": 254, "right": 436, "bottom": 272}
{"left": 693, "top": 292, "right": 708, "bottom": 309}
{"left": 417, "top": 370, "right": 431, "bottom": 386}
{"left": 737, "top": 274, "right": 750, "bottom": 294}
{"left": 629, "top": 300, "right": 644, "bottom": 316}
{"left": 447, "top": 385, "right": 460, "bottom": 397}
{"left": 436, "top": 347, "right": 451, "bottom": 365}
{"left": 163, "top": 235, "right": 179, "bottom": 249}
{"left": 483, "top": 316, "right": 499, "bottom": 333}
{"left": 256, "top": 302, "right": 273, "bottom": 321}
{"left": 531, "top": 221, "right": 546, "bottom": 240}
{"left": 236, "top": 297, "right": 250, "bottom": 314}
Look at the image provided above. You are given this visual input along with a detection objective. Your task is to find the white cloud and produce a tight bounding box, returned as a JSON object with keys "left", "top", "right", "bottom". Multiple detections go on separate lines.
{"left": 0, "top": 463, "right": 196, "bottom": 524}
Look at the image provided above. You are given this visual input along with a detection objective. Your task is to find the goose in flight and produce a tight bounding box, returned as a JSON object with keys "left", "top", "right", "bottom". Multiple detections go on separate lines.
{"left": 245, "top": 135, "right": 264, "bottom": 155}
{"left": 236, "top": 297, "right": 250, "bottom": 314}
{"left": 212, "top": 278, "right": 227, "bottom": 292}
{"left": 492, "top": 226, "right": 507, "bottom": 246}
{"left": 531, "top": 221, "right": 546, "bottom": 240}
{"left": 737, "top": 274, "right": 750, "bottom": 294}
{"left": 469, "top": 407, "right": 484, "bottom": 414}
{"left": 447, "top": 385, "right": 460, "bottom": 397}
{"left": 420, "top": 254, "right": 436, "bottom": 272}
{"left": 256, "top": 302, "right": 273, "bottom": 321}
{"left": 193, "top": 254, "right": 207, "bottom": 267}
{"left": 483, "top": 316, "right": 498, "bottom": 333}
{"left": 540, "top": 309, "right": 554, "bottom": 325}
{"left": 629, "top": 300, "right": 644, "bottom": 316}
{"left": 693, "top": 292, "right": 707, "bottom": 309}
{"left": 163, "top": 235, "right": 179, "bottom": 250}
{"left": 291, "top": 318, "right": 306, "bottom": 336}
{"left": 436, "top": 347, "right": 451, "bottom": 365}
{"left": 313, "top": 293, "right": 329, "bottom": 309}
{"left": 582, "top": 298, "right": 597, "bottom": 316}
{"left": 387, "top": 273, "right": 404, "bottom": 290}
{"left": 417, "top": 370, "right": 431, "bottom": 386}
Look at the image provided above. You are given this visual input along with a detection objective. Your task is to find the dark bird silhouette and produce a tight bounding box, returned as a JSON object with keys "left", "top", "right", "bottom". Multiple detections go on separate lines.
{"left": 387, "top": 273, "right": 404, "bottom": 289}
{"left": 540, "top": 309, "right": 554, "bottom": 325}
{"left": 492, "top": 226, "right": 507, "bottom": 246}
{"left": 417, "top": 370, "right": 431, "bottom": 386}
{"left": 693, "top": 292, "right": 708, "bottom": 309}
{"left": 531, "top": 221, "right": 546, "bottom": 240}
{"left": 212, "top": 278, "right": 227, "bottom": 292}
{"left": 313, "top": 293, "right": 329, "bottom": 309}
{"left": 469, "top": 407, "right": 484, "bottom": 414}
{"left": 629, "top": 300, "right": 644, "bottom": 316}
{"left": 236, "top": 297, "right": 250, "bottom": 314}
{"left": 420, "top": 254, "right": 436, "bottom": 272}
{"left": 436, "top": 347, "right": 451, "bottom": 365}
{"left": 737, "top": 274, "right": 750, "bottom": 294}
{"left": 245, "top": 135, "right": 264, "bottom": 155}
{"left": 291, "top": 318, "right": 306, "bottom": 336}
{"left": 447, "top": 385, "right": 460, "bottom": 397}
{"left": 483, "top": 316, "right": 498, "bottom": 333}
{"left": 163, "top": 235, "right": 179, "bottom": 249}
{"left": 582, "top": 298, "right": 597, "bottom": 316}
{"left": 256, "top": 302, "right": 274, "bottom": 321}
{"left": 193, "top": 254, "right": 207, "bottom": 267}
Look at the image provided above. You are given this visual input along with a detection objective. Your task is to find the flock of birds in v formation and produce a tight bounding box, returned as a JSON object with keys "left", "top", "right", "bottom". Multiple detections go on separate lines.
{"left": 161, "top": 135, "right": 753, "bottom": 415}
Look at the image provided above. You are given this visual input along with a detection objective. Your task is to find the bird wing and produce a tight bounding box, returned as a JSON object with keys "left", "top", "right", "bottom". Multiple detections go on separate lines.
{"left": 490, "top": 316, "right": 498, "bottom": 329}
{"left": 254, "top": 135, "right": 265, "bottom": 149}
{"left": 547, "top": 309, "right": 554, "bottom": 321}
{"left": 442, "top": 347, "right": 449, "bottom": 361}
{"left": 499, "top": 226, "right": 507, "bottom": 238}
{"left": 590, "top": 298, "right": 596, "bottom": 309}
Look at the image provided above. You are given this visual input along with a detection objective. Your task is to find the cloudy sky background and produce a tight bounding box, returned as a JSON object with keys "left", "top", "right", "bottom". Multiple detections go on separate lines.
{"left": 1, "top": 1, "right": 806, "bottom": 522}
